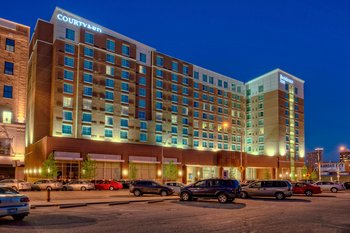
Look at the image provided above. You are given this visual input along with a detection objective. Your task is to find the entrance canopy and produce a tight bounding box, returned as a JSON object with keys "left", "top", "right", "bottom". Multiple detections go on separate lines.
{"left": 54, "top": 151, "right": 82, "bottom": 161}
{"left": 88, "top": 153, "right": 124, "bottom": 162}
{"left": 129, "top": 156, "right": 160, "bottom": 164}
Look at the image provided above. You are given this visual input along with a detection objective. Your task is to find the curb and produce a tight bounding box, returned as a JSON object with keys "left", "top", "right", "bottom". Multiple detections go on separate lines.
{"left": 59, "top": 203, "right": 87, "bottom": 209}
{"left": 108, "top": 201, "right": 130, "bottom": 206}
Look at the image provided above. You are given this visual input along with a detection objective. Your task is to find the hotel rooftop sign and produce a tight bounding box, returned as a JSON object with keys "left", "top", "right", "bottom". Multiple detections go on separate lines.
{"left": 57, "top": 13, "right": 102, "bottom": 33}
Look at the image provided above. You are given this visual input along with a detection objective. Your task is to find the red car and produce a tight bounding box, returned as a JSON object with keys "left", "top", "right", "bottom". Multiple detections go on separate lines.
{"left": 292, "top": 182, "right": 322, "bottom": 196}
{"left": 95, "top": 181, "right": 123, "bottom": 191}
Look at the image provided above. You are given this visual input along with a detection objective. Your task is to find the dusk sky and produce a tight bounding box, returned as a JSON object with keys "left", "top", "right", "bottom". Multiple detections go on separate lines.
{"left": 1, "top": 0, "right": 348, "bottom": 161}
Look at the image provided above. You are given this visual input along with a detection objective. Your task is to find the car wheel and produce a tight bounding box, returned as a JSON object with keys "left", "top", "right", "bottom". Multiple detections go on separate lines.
{"left": 134, "top": 189, "right": 142, "bottom": 197}
{"left": 81, "top": 186, "right": 87, "bottom": 191}
{"left": 46, "top": 186, "right": 52, "bottom": 191}
{"left": 12, "top": 214, "right": 26, "bottom": 221}
{"left": 275, "top": 192, "right": 285, "bottom": 200}
{"left": 109, "top": 186, "right": 114, "bottom": 191}
{"left": 217, "top": 193, "right": 228, "bottom": 203}
{"left": 305, "top": 190, "right": 313, "bottom": 196}
{"left": 331, "top": 187, "right": 338, "bottom": 193}
{"left": 240, "top": 191, "right": 249, "bottom": 199}
{"left": 180, "top": 192, "right": 191, "bottom": 201}
{"left": 11, "top": 186, "right": 18, "bottom": 192}
{"left": 160, "top": 190, "right": 168, "bottom": 196}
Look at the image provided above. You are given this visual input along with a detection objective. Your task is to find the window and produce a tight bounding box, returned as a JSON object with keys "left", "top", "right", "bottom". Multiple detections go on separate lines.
{"left": 2, "top": 111, "right": 12, "bottom": 123}
{"left": 156, "top": 135, "right": 162, "bottom": 143}
{"left": 65, "top": 43, "right": 75, "bottom": 54}
{"left": 63, "top": 111, "right": 73, "bottom": 121}
{"left": 258, "top": 85, "right": 264, "bottom": 93}
{"left": 121, "top": 58, "right": 130, "bottom": 68}
{"left": 106, "top": 66, "right": 115, "bottom": 76}
{"left": 85, "top": 32, "right": 94, "bottom": 44}
{"left": 121, "top": 82, "right": 129, "bottom": 92}
{"left": 121, "top": 70, "right": 129, "bottom": 79}
{"left": 105, "top": 103, "right": 114, "bottom": 113}
{"left": 172, "top": 61, "right": 178, "bottom": 71}
{"left": 64, "top": 57, "right": 74, "bottom": 68}
{"left": 105, "top": 91, "right": 114, "bottom": 101}
{"left": 171, "top": 105, "right": 178, "bottom": 113}
{"left": 139, "top": 65, "right": 146, "bottom": 74}
{"left": 82, "top": 112, "right": 92, "bottom": 122}
{"left": 182, "top": 127, "right": 188, "bottom": 135}
{"left": 140, "top": 121, "right": 147, "bottom": 130}
{"left": 171, "top": 137, "right": 178, "bottom": 144}
{"left": 156, "top": 56, "right": 164, "bottom": 66}
{"left": 121, "top": 106, "right": 129, "bottom": 115}
{"left": 194, "top": 71, "right": 199, "bottom": 79}
{"left": 106, "top": 79, "right": 114, "bottom": 89}
{"left": 106, "top": 39, "right": 115, "bottom": 51}
{"left": 183, "top": 65, "right": 189, "bottom": 75}
{"left": 139, "top": 77, "right": 146, "bottom": 85}
{"left": 82, "top": 126, "right": 91, "bottom": 136}
{"left": 105, "top": 129, "right": 113, "bottom": 138}
{"left": 138, "top": 88, "right": 146, "bottom": 97}
{"left": 172, "top": 84, "right": 178, "bottom": 93}
{"left": 122, "top": 44, "right": 130, "bottom": 56}
{"left": 156, "top": 102, "right": 162, "bottom": 110}
{"left": 5, "top": 38, "right": 15, "bottom": 52}
{"left": 83, "top": 60, "right": 93, "bottom": 70}
{"left": 140, "top": 133, "right": 147, "bottom": 142}
{"left": 4, "top": 62, "right": 14, "bottom": 75}
{"left": 138, "top": 111, "right": 145, "bottom": 119}
{"left": 295, "top": 87, "right": 298, "bottom": 95}
{"left": 156, "top": 124, "right": 162, "bottom": 132}
{"left": 156, "top": 69, "right": 163, "bottom": 77}
{"left": 105, "top": 116, "right": 114, "bottom": 126}
{"left": 83, "top": 73, "right": 93, "bottom": 83}
{"left": 65, "top": 28, "right": 75, "bottom": 40}
{"left": 183, "top": 138, "right": 188, "bottom": 146}
{"left": 156, "top": 80, "right": 163, "bottom": 88}
{"left": 140, "top": 53, "right": 147, "bottom": 63}
{"left": 120, "top": 131, "right": 128, "bottom": 139}
{"left": 106, "top": 54, "right": 115, "bottom": 64}
{"left": 121, "top": 94, "right": 129, "bottom": 103}
{"left": 202, "top": 74, "right": 208, "bottom": 82}
{"left": 63, "top": 97, "right": 73, "bottom": 108}
{"left": 83, "top": 47, "right": 94, "bottom": 57}
{"left": 209, "top": 76, "right": 214, "bottom": 84}
{"left": 62, "top": 124, "right": 72, "bottom": 134}
{"left": 139, "top": 99, "right": 146, "bottom": 108}
{"left": 172, "top": 95, "right": 178, "bottom": 103}
{"left": 83, "top": 86, "right": 92, "bottom": 97}
{"left": 156, "top": 91, "right": 163, "bottom": 99}
{"left": 63, "top": 83, "right": 73, "bottom": 94}
{"left": 64, "top": 70, "right": 74, "bottom": 81}
{"left": 171, "top": 126, "right": 178, "bottom": 133}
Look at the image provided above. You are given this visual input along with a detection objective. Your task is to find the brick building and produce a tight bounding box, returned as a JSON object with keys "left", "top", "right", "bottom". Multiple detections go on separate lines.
{"left": 0, "top": 18, "right": 29, "bottom": 179}
{"left": 24, "top": 8, "right": 305, "bottom": 183}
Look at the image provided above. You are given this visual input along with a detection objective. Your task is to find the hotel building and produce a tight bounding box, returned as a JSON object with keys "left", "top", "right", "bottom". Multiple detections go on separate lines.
{"left": 25, "top": 8, "right": 305, "bottom": 182}
{"left": 0, "top": 18, "right": 29, "bottom": 179}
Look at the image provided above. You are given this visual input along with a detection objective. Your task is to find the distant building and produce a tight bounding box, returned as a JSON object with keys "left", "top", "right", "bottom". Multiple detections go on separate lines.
{"left": 305, "top": 148, "right": 323, "bottom": 172}
{"left": 340, "top": 149, "right": 350, "bottom": 162}
{"left": 0, "top": 18, "right": 29, "bottom": 179}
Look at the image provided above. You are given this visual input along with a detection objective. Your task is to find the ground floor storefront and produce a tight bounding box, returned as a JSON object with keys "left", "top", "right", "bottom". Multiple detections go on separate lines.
{"left": 25, "top": 136, "right": 305, "bottom": 183}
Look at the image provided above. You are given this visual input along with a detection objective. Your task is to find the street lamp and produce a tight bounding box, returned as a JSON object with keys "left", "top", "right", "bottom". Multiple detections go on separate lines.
{"left": 161, "top": 132, "right": 172, "bottom": 183}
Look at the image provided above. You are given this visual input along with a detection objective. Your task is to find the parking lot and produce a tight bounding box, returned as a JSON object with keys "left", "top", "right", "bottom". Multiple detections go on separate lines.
{"left": 0, "top": 190, "right": 349, "bottom": 233}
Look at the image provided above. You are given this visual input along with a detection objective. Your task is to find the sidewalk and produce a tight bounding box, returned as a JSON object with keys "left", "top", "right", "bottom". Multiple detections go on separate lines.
{"left": 24, "top": 190, "right": 178, "bottom": 207}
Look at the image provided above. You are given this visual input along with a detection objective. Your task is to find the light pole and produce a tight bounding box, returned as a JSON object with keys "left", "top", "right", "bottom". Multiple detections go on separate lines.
{"left": 161, "top": 132, "right": 172, "bottom": 183}
{"left": 317, "top": 149, "right": 322, "bottom": 181}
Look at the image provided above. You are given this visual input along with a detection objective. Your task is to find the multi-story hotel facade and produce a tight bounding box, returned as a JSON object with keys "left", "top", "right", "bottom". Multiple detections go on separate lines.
{"left": 25, "top": 8, "right": 305, "bottom": 183}
{"left": 0, "top": 18, "right": 29, "bottom": 179}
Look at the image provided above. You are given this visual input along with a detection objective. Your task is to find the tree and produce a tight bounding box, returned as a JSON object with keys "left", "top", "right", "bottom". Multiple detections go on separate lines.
{"left": 301, "top": 166, "right": 308, "bottom": 178}
{"left": 310, "top": 171, "right": 318, "bottom": 181}
{"left": 81, "top": 156, "right": 97, "bottom": 179}
{"left": 129, "top": 162, "right": 137, "bottom": 180}
{"left": 164, "top": 161, "right": 178, "bottom": 181}
{"left": 41, "top": 153, "right": 58, "bottom": 179}
{"left": 263, "top": 169, "right": 271, "bottom": 179}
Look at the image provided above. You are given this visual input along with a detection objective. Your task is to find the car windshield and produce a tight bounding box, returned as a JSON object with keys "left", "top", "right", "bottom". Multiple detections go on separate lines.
{"left": 0, "top": 187, "right": 19, "bottom": 194}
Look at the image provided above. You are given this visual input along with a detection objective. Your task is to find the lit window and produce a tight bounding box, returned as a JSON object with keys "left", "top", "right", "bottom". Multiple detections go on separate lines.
{"left": 105, "top": 103, "right": 114, "bottom": 113}
{"left": 83, "top": 99, "right": 92, "bottom": 110}
{"left": 2, "top": 111, "right": 12, "bottom": 124}
{"left": 63, "top": 97, "right": 73, "bottom": 108}
{"left": 105, "top": 116, "right": 114, "bottom": 126}
{"left": 121, "top": 106, "right": 129, "bottom": 115}
{"left": 5, "top": 38, "right": 15, "bottom": 52}
{"left": 106, "top": 65, "right": 115, "bottom": 76}
{"left": 139, "top": 65, "right": 146, "bottom": 74}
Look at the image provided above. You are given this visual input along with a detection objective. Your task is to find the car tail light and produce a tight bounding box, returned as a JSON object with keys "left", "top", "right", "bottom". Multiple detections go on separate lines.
{"left": 20, "top": 197, "right": 30, "bottom": 202}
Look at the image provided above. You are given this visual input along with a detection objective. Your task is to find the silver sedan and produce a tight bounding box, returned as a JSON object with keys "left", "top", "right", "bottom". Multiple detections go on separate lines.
{"left": 0, "top": 179, "right": 32, "bottom": 191}
{"left": 0, "top": 187, "right": 30, "bottom": 221}
{"left": 62, "top": 180, "right": 95, "bottom": 191}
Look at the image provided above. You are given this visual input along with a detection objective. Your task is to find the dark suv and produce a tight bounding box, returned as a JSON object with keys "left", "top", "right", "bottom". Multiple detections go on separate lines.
{"left": 180, "top": 179, "right": 240, "bottom": 203}
{"left": 129, "top": 180, "right": 174, "bottom": 196}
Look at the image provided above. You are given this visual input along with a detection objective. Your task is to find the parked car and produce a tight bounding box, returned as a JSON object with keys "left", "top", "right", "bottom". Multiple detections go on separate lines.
{"left": 313, "top": 181, "right": 345, "bottom": 193}
{"left": 130, "top": 180, "right": 174, "bottom": 197}
{"left": 0, "top": 179, "right": 32, "bottom": 191}
{"left": 62, "top": 180, "right": 95, "bottom": 191}
{"left": 114, "top": 179, "right": 131, "bottom": 189}
{"left": 95, "top": 180, "right": 123, "bottom": 190}
{"left": 292, "top": 182, "right": 322, "bottom": 196}
{"left": 241, "top": 180, "right": 257, "bottom": 187}
{"left": 0, "top": 187, "right": 30, "bottom": 221}
{"left": 241, "top": 180, "right": 292, "bottom": 200}
{"left": 344, "top": 182, "right": 350, "bottom": 189}
{"left": 180, "top": 179, "right": 240, "bottom": 203}
{"left": 164, "top": 182, "right": 185, "bottom": 194}
{"left": 30, "top": 183, "right": 41, "bottom": 191}
{"left": 33, "top": 180, "right": 63, "bottom": 191}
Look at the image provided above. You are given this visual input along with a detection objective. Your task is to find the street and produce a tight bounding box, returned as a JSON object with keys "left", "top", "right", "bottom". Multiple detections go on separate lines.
{"left": 0, "top": 191, "right": 349, "bottom": 233}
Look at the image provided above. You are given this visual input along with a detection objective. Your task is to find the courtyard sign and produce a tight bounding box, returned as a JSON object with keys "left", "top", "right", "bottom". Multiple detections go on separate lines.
{"left": 57, "top": 13, "right": 102, "bottom": 33}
